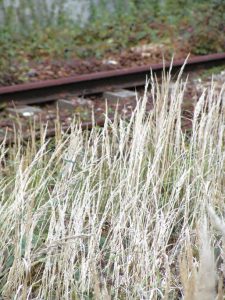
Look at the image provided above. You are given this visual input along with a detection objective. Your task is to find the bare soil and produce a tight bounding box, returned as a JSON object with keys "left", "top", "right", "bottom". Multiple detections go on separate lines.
{"left": 1, "top": 44, "right": 189, "bottom": 86}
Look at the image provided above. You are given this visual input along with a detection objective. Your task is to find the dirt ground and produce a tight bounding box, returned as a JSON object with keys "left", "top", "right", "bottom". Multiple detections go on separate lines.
{"left": 1, "top": 43, "right": 189, "bottom": 86}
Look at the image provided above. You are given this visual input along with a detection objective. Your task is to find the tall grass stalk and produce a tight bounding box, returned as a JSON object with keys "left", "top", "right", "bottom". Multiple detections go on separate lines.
{"left": 0, "top": 73, "right": 224, "bottom": 299}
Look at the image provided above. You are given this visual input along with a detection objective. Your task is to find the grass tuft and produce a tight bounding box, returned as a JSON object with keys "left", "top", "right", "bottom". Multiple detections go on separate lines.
{"left": 0, "top": 73, "right": 224, "bottom": 299}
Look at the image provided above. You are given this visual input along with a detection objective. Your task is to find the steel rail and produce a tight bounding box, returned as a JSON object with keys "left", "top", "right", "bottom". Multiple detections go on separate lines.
{"left": 0, "top": 53, "right": 225, "bottom": 104}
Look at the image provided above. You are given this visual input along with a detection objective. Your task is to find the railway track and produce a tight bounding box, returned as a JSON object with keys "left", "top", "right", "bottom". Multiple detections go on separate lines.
{"left": 0, "top": 53, "right": 225, "bottom": 144}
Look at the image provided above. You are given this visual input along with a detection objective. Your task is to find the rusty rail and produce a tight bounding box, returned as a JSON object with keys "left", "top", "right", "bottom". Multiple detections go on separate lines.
{"left": 0, "top": 53, "right": 225, "bottom": 104}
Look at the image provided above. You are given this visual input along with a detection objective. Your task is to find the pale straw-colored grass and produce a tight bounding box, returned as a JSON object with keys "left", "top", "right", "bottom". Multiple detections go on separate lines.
{"left": 0, "top": 69, "right": 224, "bottom": 299}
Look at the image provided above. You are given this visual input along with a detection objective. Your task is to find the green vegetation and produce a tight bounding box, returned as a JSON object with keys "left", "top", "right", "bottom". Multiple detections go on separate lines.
{"left": 200, "top": 65, "right": 225, "bottom": 79}
{"left": 0, "top": 74, "right": 224, "bottom": 298}
{"left": 0, "top": 0, "right": 224, "bottom": 84}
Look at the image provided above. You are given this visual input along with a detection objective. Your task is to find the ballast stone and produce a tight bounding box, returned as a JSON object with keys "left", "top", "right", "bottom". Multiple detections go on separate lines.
{"left": 103, "top": 89, "right": 136, "bottom": 102}
{"left": 57, "top": 98, "right": 93, "bottom": 109}
{"left": 6, "top": 105, "right": 42, "bottom": 117}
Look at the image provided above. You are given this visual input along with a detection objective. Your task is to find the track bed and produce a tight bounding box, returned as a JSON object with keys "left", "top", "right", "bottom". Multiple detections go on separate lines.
{"left": 0, "top": 54, "right": 224, "bottom": 143}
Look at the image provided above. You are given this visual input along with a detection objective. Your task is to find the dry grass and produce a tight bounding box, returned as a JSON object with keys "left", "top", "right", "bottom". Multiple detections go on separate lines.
{"left": 0, "top": 70, "right": 224, "bottom": 299}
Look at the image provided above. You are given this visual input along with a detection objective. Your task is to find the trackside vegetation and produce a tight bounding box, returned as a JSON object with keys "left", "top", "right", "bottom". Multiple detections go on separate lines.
{"left": 0, "top": 70, "right": 224, "bottom": 298}
{"left": 0, "top": 0, "right": 224, "bottom": 84}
